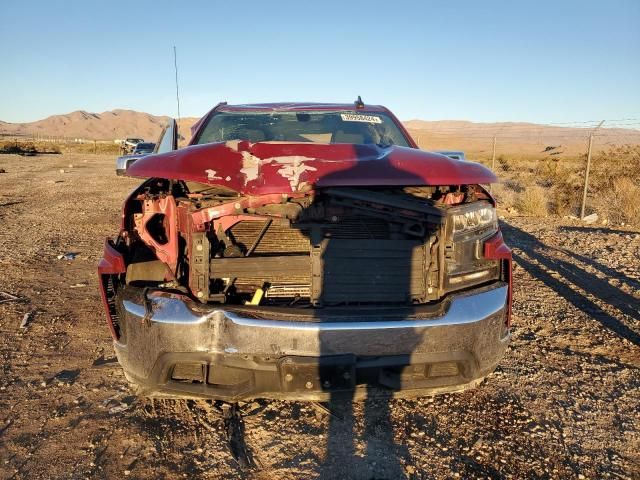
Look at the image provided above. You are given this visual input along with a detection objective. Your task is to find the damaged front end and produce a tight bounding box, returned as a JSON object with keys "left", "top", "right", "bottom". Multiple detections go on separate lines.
{"left": 98, "top": 142, "right": 512, "bottom": 401}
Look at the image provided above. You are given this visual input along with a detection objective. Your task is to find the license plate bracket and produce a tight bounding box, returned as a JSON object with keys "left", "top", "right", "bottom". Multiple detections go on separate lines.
{"left": 279, "top": 355, "right": 356, "bottom": 392}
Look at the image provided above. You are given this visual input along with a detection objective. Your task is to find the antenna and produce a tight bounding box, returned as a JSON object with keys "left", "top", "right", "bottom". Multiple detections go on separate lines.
{"left": 173, "top": 46, "right": 181, "bottom": 124}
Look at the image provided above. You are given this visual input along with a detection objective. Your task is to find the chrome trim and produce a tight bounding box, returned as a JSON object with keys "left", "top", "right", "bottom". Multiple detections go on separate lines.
{"left": 122, "top": 284, "right": 508, "bottom": 330}
{"left": 115, "top": 154, "right": 147, "bottom": 172}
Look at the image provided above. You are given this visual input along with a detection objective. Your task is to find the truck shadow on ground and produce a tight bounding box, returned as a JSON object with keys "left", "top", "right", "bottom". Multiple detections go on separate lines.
{"left": 500, "top": 222, "right": 639, "bottom": 346}
{"left": 307, "top": 151, "right": 423, "bottom": 479}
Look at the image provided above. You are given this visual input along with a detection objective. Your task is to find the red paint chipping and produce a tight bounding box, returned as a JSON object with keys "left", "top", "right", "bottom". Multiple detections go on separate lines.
{"left": 126, "top": 141, "right": 497, "bottom": 193}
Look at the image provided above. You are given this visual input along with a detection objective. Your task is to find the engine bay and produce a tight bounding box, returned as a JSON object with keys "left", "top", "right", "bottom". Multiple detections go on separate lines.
{"left": 118, "top": 179, "right": 501, "bottom": 308}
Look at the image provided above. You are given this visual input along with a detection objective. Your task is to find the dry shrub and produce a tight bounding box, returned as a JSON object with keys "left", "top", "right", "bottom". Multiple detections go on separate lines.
{"left": 0, "top": 139, "right": 119, "bottom": 155}
{"left": 491, "top": 182, "right": 518, "bottom": 210}
{"left": 537, "top": 157, "right": 567, "bottom": 187}
{"left": 516, "top": 186, "right": 548, "bottom": 216}
{"left": 546, "top": 169, "right": 583, "bottom": 216}
{"left": 590, "top": 145, "right": 640, "bottom": 190}
{"left": 499, "top": 145, "right": 639, "bottom": 223}
{"left": 600, "top": 177, "right": 640, "bottom": 226}
{"left": 588, "top": 145, "right": 640, "bottom": 225}
{"left": 549, "top": 186, "right": 579, "bottom": 217}
{"left": 496, "top": 155, "right": 511, "bottom": 173}
{"left": 0, "top": 140, "right": 61, "bottom": 154}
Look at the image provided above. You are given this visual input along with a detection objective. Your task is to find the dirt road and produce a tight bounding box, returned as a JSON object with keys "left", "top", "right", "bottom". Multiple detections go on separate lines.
{"left": 0, "top": 154, "right": 638, "bottom": 479}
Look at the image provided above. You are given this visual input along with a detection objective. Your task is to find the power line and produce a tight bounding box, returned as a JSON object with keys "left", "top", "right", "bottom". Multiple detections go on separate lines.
{"left": 546, "top": 117, "right": 640, "bottom": 125}
{"left": 407, "top": 118, "right": 640, "bottom": 132}
{"left": 407, "top": 123, "right": 640, "bottom": 132}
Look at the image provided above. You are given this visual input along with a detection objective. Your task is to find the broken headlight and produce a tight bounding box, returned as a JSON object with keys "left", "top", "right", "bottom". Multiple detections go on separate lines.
{"left": 444, "top": 202, "right": 501, "bottom": 292}
{"left": 451, "top": 203, "right": 497, "bottom": 236}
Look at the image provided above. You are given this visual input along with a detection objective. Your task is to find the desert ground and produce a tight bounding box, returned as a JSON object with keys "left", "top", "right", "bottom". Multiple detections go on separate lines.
{"left": 0, "top": 153, "right": 638, "bottom": 480}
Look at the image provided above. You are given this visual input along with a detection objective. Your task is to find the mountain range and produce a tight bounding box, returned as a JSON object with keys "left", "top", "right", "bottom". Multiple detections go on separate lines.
{"left": 1, "top": 109, "right": 638, "bottom": 155}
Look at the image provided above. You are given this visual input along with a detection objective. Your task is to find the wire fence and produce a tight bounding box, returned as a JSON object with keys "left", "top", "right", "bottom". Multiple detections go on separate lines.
{"left": 0, "top": 132, "right": 117, "bottom": 144}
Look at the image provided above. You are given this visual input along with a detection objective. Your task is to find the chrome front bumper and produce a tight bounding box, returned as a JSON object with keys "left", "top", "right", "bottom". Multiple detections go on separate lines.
{"left": 113, "top": 282, "right": 510, "bottom": 400}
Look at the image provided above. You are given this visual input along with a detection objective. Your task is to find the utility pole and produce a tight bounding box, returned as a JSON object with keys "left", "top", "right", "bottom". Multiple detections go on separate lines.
{"left": 580, "top": 120, "right": 605, "bottom": 219}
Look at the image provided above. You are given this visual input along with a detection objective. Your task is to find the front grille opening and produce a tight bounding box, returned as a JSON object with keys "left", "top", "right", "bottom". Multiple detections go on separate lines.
{"left": 321, "top": 217, "right": 391, "bottom": 239}
{"left": 171, "top": 363, "right": 205, "bottom": 384}
{"left": 170, "top": 363, "right": 253, "bottom": 389}
{"left": 212, "top": 217, "right": 431, "bottom": 306}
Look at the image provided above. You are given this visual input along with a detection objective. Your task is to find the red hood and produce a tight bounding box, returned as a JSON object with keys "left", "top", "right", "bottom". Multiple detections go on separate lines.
{"left": 126, "top": 141, "right": 497, "bottom": 194}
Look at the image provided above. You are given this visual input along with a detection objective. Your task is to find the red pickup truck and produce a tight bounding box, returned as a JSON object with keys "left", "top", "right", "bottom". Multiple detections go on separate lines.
{"left": 98, "top": 101, "right": 512, "bottom": 401}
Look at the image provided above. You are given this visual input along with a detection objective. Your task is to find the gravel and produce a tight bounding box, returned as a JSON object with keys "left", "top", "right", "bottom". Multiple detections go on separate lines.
{"left": 0, "top": 154, "right": 638, "bottom": 479}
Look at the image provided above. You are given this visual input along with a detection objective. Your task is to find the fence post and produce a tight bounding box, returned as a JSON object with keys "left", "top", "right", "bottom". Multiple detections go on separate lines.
{"left": 489, "top": 135, "right": 497, "bottom": 192}
{"left": 580, "top": 134, "right": 595, "bottom": 219}
{"left": 491, "top": 135, "right": 497, "bottom": 171}
{"left": 579, "top": 120, "right": 604, "bottom": 219}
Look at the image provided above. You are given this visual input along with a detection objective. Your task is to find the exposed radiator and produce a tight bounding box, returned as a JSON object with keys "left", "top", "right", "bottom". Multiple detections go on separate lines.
{"left": 214, "top": 218, "right": 428, "bottom": 304}
{"left": 228, "top": 221, "right": 309, "bottom": 254}
{"left": 313, "top": 239, "right": 426, "bottom": 304}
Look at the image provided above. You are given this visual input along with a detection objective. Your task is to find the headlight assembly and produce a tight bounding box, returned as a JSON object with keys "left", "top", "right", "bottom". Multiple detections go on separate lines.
{"left": 451, "top": 203, "right": 497, "bottom": 235}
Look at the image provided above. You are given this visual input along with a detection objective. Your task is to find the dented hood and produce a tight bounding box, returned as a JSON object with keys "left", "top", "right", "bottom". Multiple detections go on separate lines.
{"left": 126, "top": 141, "right": 497, "bottom": 194}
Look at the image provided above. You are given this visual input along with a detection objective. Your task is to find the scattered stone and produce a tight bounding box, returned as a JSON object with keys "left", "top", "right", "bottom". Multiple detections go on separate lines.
{"left": 57, "top": 252, "right": 78, "bottom": 260}
{"left": 59, "top": 169, "right": 65, "bottom": 173}
{"left": 109, "top": 404, "right": 131, "bottom": 414}
{"left": 582, "top": 213, "right": 599, "bottom": 224}
{"left": 92, "top": 355, "right": 118, "bottom": 367}
{"left": 20, "top": 311, "right": 35, "bottom": 329}
{"left": 53, "top": 369, "right": 80, "bottom": 385}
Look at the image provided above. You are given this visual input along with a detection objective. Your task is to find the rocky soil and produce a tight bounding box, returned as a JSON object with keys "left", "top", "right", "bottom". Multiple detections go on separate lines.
{"left": 0, "top": 154, "right": 638, "bottom": 479}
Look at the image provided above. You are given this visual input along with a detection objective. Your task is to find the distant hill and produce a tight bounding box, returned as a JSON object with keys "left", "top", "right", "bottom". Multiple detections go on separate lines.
{"left": 1, "top": 109, "right": 638, "bottom": 155}
{"left": 404, "top": 119, "right": 640, "bottom": 156}
{"left": 0, "top": 109, "right": 199, "bottom": 143}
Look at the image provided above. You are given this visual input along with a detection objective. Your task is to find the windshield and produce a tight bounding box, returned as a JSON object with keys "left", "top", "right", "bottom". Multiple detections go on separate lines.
{"left": 194, "top": 111, "right": 411, "bottom": 147}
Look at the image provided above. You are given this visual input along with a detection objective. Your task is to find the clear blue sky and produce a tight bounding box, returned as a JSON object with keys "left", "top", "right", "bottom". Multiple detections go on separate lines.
{"left": 1, "top": 0, "right": 638, "bottom": 124}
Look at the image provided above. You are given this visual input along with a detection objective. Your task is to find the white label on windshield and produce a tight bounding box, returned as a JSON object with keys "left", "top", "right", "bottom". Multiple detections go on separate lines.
{"left": 340, "top": 113, "right": 382, "bottom": 124}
